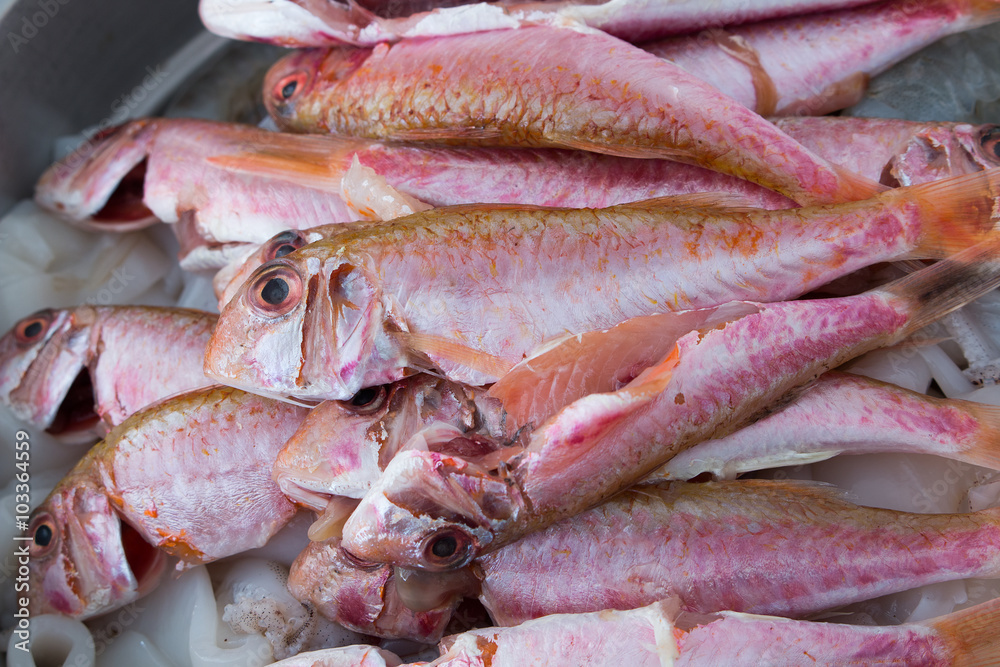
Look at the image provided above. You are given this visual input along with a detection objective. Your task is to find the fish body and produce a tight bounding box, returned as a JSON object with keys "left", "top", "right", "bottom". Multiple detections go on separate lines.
{"left": 430, "top": 597, "right": 1000, "bottom": 667}
{"left": 264, "top": 25, "right": 884, "bottom": 206}
{"left": 655, "top": 371, "right": 1000, "bottom": 480}
{"left": 648, "top": 0, "right": 1000, "bottom": 116}
{"left": 0, "top": 306, "right": 217, "bottom": 442}
{"left": 207, "top": 168, "right": 1000, "bottom": 401}
{"left": 201, "top": 0, "right": 880, "bottom": 47}
{"left": 473, "top": 481, "right": 1000, "bottom": 623}
{"left": 339, "top": 238, "right": 1000, "bottom": 569}
{"left": 27, "top": 386, "right": 309, "bottom": 619}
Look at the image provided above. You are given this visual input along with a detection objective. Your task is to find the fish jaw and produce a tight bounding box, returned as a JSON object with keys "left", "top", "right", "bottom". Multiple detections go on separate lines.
{"left": 206, "top": 254, "right": 409, "bottom": 402}
{"left": 0, "top": 309, "right": 97, "bottom": 440}
{"left": 288, "top": 537, "right": 457, "bottom": 641}
{"left": 27, "top": 475, "right": 166, "bottom": 619}
{"left": 341, "top": 449, "right": 518, "bottom": 572}
{"left": 34, "top": 120, "right": 158, "bottom": 231}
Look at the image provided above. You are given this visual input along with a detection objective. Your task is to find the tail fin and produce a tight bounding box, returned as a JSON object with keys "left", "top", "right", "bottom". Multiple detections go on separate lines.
{"left": 926, "top": 595, "right": 1000, "bottom": 667}
{"left": 881, "top": 236, "right": 1000, "bottom": 338}
{"left": 958, "top": 401, "right": 1000, "bottom": 470}
{"left": 828, "top": 162, "right": 889, "bottom": 204}
{"left": 893, "top": 167, "right": 1000, "bottom": 258}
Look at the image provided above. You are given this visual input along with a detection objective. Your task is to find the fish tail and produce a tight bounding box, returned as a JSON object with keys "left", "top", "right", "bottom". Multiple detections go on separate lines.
{"left": 957, "top": 401, "right": 1000, "bottom": 470}
{"left": 900, "top": 167, "right": 1000, "bottom": 258}
{"left": 925, "top": 595, "right": 1000, "bottom": 667}
{"left": 964, "top": 0, "right": 1000, "bottom": 28}
{"left": 881, "top": 235, "right": 1000, "bottom": 339}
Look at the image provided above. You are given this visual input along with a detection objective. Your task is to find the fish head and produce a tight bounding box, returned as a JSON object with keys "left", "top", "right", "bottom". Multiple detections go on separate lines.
{"left": 264, "top": 47, "right": 341, "bottom": 131}
{"left": 275, "top": 375, "right": 481, "bottom": 507}
{"left": 26, "top": 468, "right": 167, "bottom": 619}
{"left": 34, "top": 119, "right": 158, "bottom": 231}
{"left": 341, "top": 448, "right": 520, "bottom": 573}
{"left": 288, "top": 536, "right": 464, "bottom": 641}
{"left": 0, "top": 309, "right": 103, "bottom": 443}
{"left": 889, "top": 123, "right": 1000, "bottom": 186}
{"left": 205, "top": 247, "right": 409, "bottom": 402}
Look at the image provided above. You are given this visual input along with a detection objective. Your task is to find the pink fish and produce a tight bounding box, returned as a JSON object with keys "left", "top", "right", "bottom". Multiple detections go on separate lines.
{"left": 263, "top": 25, "right": 885, "bottom": 206}
{"left": 0, "top": 306, "right": 217, "bottom": 443}
{"left": 201, "top": 0, "right": 881, "bottom": 47}
{"left": 26, "top": 386, "right": 308, "bottom": 619}
{"left": 339, "top": 237, "right": 1000, "bottom": 570}
{"left": 647, "top": 0, "right": 1000, "bottom": 116}
{"left": 655, "top": 371, "right": 1000, "bottom": 480}
{"left": 206, "top": 168, "right": 1000, "bottom": 402}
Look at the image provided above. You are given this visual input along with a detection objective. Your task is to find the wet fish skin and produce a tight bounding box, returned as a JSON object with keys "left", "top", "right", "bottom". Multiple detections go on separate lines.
{"left": 263, "top": 25, "right": 883, "bottom": 206}
{"left": 201, "top": 0, "right": 881, "bottom": 47}
{"left": 654, "top": 370, "right": 1000, "bottom": 480}
{"left": 648, "top": 0, "right": 1000, "bottom": 116}
{"left": 473, "top": 481, "right": 1000, "bottom": 624}
{"left": 340, "top": 238, "right": 1000, "bottom": 570}
{"left": 0, "top": 306, "right": 217, "bottom": 442}
{"left": 26, "top": 386, "right": 309, "bottom": 619}
{"left": 207, "top": 167, "right": 1000, "bottom": 402}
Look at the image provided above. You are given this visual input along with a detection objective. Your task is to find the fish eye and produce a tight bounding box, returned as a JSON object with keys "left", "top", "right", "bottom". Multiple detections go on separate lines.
{"left": 342, "top": 385, "right": 388, "bottom": 414}
{"left": 263, "top": 230, "right": 308, "bottom": 262}
{"left": 421, "top": 527, "right": 474, "bottom": 570}
{"left": 247, "top": 264, "right": 304, "bottom": 317}
{"left": 979, "top": 126, "right": 1000, "bottom": 162}
{"left": 27, "top": 512, "right": 58, "bottom": 558}
{"left": 273, "top": 71, "right": 308, "bottom": 102}
{"left": 13, "top": 310, "right": 53, "bottom": 345}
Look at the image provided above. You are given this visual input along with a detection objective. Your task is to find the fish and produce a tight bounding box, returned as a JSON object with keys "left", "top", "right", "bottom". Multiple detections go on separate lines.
{"left": 25, "top": 385, "right": 309, "bottom": 619}
{"left": 469, "top": 480, "right": 1000, "bottom": 624}
{"left": 274, "top": 374, "right": 499, "bottom": 512}
{"left": 200, "top": 0, "right": 883, "bottom": 47}
{"left": 206, "top": 167, "right": 1000, "bottom": 402}
{"left": 652, "top": 371, "right": 1000, "bottom": 480}
{"left": 262, "top": 25, "right": 885, "bottom": 206}
{"left": 288, "top": 535, "right": 466, "bottom": 642}
{"left": 0, "top": 306, "right": 217, "bottom": 443}
{"left": 36, "top": 118, "right": 794, "bottom": 271}
{"left": 429, "top": 596, "right": 1000, "bottom": 667}
{"left": 646, "top": 0, "right": 1000, "bottom": 116}
{"left": 339, "top": 237, "right": 1000, "bottom": 570}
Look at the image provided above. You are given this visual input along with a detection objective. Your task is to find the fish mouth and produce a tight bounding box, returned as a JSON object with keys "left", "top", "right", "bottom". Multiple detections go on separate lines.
{"left": 89, "top": 158, "right": 155, "bottom": 228}
{"left": 119, "top": 521, "right": 166, "bottom": 597}
{"left": 45, "top": 368, "right": 101, "bottom": 443}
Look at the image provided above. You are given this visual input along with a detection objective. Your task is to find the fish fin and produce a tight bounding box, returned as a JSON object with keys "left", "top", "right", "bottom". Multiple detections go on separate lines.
{"left": 965, "top": 0, "right": 1000, "bottom": 29}
{"left": 614, "top": 192, "right": 762, "bottom": 212}
{"left": 396, "top": 332, "right": 515, "bottom": 383}
{"left": 546, "top": 132, "right": 689, "bottom": 161}
{"left": 883, "top": 235, "right": 1000, "bottom": 338}
{"left": 924, "top": 595, "right": 1000, "bottom": 667}
{"left": 956, "top": 400, "right": 1000, "bottom": 471}
{"left": 489, "top": 306, "right": 757, "bottom": 428}
{"left": 827, "top": 163, "right": 889, "bottom": 203}
{"left": 208, "top": 152, "right": 343, "bottom": 191}
{"left": 705, "top": 29, "right": 777, "bottom": 116}
{"left": 894, "top": 167, "right": 1000, "bottom": 259}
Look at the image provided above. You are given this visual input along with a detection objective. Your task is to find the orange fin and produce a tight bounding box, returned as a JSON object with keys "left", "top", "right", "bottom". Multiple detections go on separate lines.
{"left": 490, "top": 304, "right": 758, "bottom": 428}
{"left": 925, "top": 594, "right": 1000, "bottom": 667}
{"left": 397, "top": 331, "right": 515, "bottom": 382}
{"left": 827, "top": 162, "right": 889, "bottom": 204}
{"left": 891, "top": 167, "right": 1000, "bottom": 259}
{"left": 388, "top": 126, "right": 506, "bottom": 143}
{"left": 546, "top": 131, "right": 688, "bottom": 161}
{"left": 959, "top": 400, "right": 1000, "bottom": 471}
